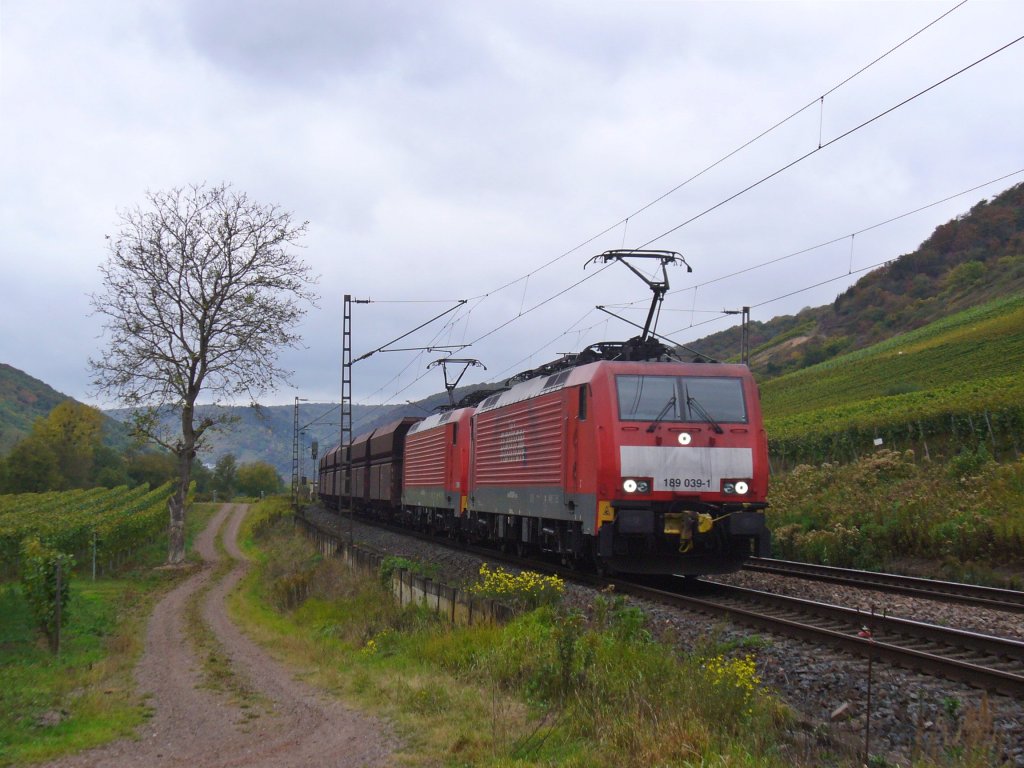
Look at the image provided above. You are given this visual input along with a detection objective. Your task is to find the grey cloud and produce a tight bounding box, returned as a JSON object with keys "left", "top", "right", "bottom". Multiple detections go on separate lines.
{"left": 179, "top": 0, "right": 483, "bottom": 88}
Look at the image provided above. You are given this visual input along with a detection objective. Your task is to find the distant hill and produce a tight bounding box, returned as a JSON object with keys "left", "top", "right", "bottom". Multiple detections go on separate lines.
{"left": 0, "top": 364, "right": 67, "bottom": 452}
{"left": 100, "top": 384, "right": 454, "bottom": 478}
{"left": 104, "top": 382, "right": 502, "bottom": 479}
{"left": 0, "top": 359, "right": 497, "bottom": 479}
{"left": 105, "top": 402, "right": 384, "bottom": 479}
{"left": 688, "top": 182, "right": 1024, "bottom": 375}
{"left": 0, "top": 363, "right": 131, "bottom": 454}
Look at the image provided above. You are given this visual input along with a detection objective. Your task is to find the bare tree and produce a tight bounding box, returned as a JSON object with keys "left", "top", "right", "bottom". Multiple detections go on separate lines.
{"left": 90, "top": 183, "right": 317, "bottom": 563}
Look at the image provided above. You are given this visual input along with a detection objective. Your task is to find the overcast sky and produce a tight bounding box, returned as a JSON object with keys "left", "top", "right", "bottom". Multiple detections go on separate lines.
{"left": 2, "top": 0, "right": 1023, "bottom": 411}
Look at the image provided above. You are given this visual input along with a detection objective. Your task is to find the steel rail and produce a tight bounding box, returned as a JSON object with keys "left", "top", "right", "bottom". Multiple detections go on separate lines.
{"left": 607, "top": 580, "right": 1024, "bottom": 698}
{"left": 743, "top": 557, "right": 1024, "bottom": 614}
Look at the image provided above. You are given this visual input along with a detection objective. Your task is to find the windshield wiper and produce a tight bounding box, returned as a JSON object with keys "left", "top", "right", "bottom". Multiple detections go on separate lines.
{"left": 686, "top": 395, "right": 724, "bottom": 434}
{"left": 646, "top": 395, "right": 676, "bottom": 433}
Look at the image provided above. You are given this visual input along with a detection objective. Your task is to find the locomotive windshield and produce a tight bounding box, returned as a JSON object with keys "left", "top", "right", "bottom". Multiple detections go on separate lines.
{"left": 616, "top": 375, "right": 747, "bottom": 424}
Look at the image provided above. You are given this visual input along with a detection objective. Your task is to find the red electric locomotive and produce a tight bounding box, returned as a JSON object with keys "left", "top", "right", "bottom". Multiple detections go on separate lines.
{"left": 462, "top": 359, "right": 769, "bottom": 574}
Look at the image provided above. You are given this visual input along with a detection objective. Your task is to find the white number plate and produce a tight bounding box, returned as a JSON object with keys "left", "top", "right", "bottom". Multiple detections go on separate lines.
{"left": 661, "top": 477, "right": 712, "bottom": 491}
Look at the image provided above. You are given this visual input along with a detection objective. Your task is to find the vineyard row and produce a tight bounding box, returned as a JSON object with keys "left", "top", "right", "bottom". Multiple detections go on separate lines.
{"left": 0, "top": 483, "right": 174, "bottom": 578}
{"left": 769, "top": 401, "right": 1024, "bottom": 470}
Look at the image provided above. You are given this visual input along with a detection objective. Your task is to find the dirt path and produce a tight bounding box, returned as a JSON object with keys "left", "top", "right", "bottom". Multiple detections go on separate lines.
{"left": 43, "top": 504, "right": 394, "bottom": 768}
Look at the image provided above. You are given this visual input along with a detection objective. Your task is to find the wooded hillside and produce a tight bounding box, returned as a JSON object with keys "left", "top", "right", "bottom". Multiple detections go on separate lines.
{"left": 0, "top": 364, "right": 128, "bottom": 454}
{"left": 691, "top": 182, "right": 1024, "bottom": 375}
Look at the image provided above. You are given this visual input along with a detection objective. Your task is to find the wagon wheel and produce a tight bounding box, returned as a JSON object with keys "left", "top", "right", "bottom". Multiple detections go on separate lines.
{"left": 592, "top": 552, "right": 616, "bottom": 578}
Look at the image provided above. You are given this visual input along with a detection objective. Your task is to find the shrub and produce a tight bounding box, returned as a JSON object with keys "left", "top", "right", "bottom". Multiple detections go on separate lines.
{"left": 19, "top": 536, "right": 75, "bottom": 652}
{"left": 946, "top": 444, "right": 994, "bottom": 482}
{"left": 591, "top": 591, "right": 652, "bottom": 643}
{"left": 700, "top": 653, "right": 761, "bottom": 720}
{"left": 378, "top": 555, "right": 439, "bottom": 586}
{"left": 467, "top": 563, "right": 564, "bottom": 612}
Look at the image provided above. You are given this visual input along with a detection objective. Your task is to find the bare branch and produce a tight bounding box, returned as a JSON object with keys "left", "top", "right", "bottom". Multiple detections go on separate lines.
{"left": 90, "top": 182, "right": 318, "bottom": 563}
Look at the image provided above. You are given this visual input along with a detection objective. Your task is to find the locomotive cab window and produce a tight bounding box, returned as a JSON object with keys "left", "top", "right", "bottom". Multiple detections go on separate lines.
{"left": 616, "top": 375, "right": 747, "bottom": 424}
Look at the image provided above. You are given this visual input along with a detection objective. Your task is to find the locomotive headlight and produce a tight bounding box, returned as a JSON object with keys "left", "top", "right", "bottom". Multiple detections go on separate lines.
{"left": 678, "top": 432, "right": 692, "bottom": 446}
{"left": 723, "top": 480, "right": 751, "bottom": 495}
{"left": 622, "top": 478, "right": 651, "bottom": 494}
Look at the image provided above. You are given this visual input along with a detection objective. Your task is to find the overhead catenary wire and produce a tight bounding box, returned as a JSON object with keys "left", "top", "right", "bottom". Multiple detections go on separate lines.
{"left": 633, "top": 33, "right": 1024, "bottom": 252}
{"left": 750, "top": 262, "right": 893, "bottom": 310}
{"left": 295, "top": 401, "right": 342, "bottom": 432}
{"left": 462, "top": 262, "right": 616, "bottom": 349}
{"left": 359, "top": 304, "right": 603, "bottom": 412}
{"left": 490, "top": 309, "right": 602, "bottom": 380}
{"left": 354, "top": 300, "right": 467, "bottom": 362}
{"left": 357, "top": 299, "right": 465, "bottom": 304}
{"left": 465, "top": 158, "right": 1024, "bottom": 390}
{"left": 606, "top": 167, "right": 1024, "bottom": 308}
{"left": 362, "top": 155, "right": 1023, "bottom": 407}
{"left": 819, "top": 0, "right": 969, "bottom": 101}
{"left": 662, "top": 257, "right": 903, "bottom": 337}
{"left": 370, "top": 293, "right": 485, "bottom": 402}
{"left": 358, "top": 303, "right": 473, "bottom": 405}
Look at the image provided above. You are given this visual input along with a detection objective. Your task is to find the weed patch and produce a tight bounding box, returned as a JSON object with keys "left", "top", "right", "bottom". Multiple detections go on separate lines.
{"left": 467, "top": 562, "right": 565, "bottom": 611}
{"left": 769, "top": 451, "right": 1024, "bottom": 581}
{"left": 379, "top": 554, "right": 439, "bottom": 585}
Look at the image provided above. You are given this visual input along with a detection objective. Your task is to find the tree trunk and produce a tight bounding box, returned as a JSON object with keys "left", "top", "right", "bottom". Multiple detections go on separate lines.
{"left": 167, "top": 494, "right": 186, "bottom": 564}
{"left": 167, "top": 450, "right": 191, "bottom": 564}
{"left": 168, "top": 401, "right": 198, "bottom": 565}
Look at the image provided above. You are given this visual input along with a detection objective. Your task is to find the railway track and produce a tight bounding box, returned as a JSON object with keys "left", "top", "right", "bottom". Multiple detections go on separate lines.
{"left": 299, "top": 509, "right": 1024, "bottom": 698}
{"left": 607, "top": 578, "right": 1024, "bottom": 698}
{"left": 742, "top": 557, "right": 1024, "bottom": 614}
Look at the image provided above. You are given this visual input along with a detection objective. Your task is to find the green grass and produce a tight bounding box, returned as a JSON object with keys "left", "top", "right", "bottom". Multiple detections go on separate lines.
{"left": 181, "top": 509, "right": 268, "bottom": 717}
{"left": 0, "top": 576, "right": 159, "bottom": 764}
{"left": 0, "top": 502, "right": 218, "bottom": 766}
